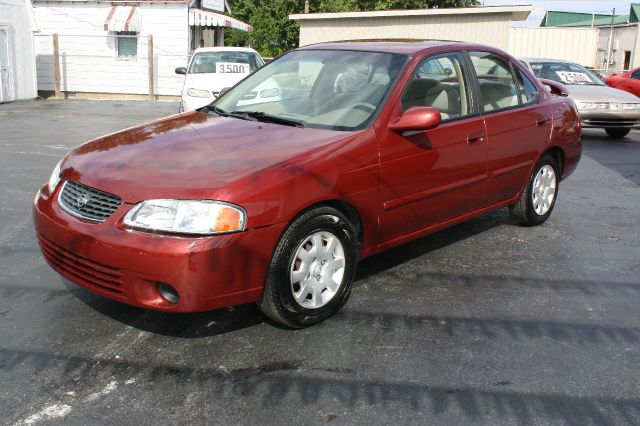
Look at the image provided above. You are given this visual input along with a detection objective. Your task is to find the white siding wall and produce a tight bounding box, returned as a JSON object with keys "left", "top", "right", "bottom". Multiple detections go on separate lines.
{"left": 0, "top": 0, "right": 37, "bottom": 100}
{"left": 596, "top": 25, "right": 640, "bottom": 71}
{"left": 33, "top": 2, "right": 188, "bottom": 96}
{"left": 508, "top": 27, "right": 599, "bottom": 67}
{"left": 298, "top": 14, "right": 512, "bottom": 50}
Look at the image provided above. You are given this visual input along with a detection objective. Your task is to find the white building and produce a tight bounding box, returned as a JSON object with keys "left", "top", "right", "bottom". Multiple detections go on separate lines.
{"left": 32, "top": 0, "right": 252, "bottom": 98}
{"left": 290, "top": 6, "right": 533, "bottom": 50}
{"left": 289, "top": 6, "right": 603, "bottom": 68}
{"left": 0, "top": 0, "right": 38, "bottom": 102}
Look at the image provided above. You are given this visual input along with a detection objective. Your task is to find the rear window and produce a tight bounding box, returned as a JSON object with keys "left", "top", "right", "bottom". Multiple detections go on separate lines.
{"left": 188, "top": 51, "right": 263, "bottom": 74}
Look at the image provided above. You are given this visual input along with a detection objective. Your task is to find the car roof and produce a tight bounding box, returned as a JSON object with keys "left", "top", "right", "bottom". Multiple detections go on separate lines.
{"left": 193, "top": 47, "right": 259, "bottom": 54}
{"left": 296, "top": 40, "right": 500, "bottom": 55}
{"left": 520, "top": 58, "right": 578, "bottom": 65}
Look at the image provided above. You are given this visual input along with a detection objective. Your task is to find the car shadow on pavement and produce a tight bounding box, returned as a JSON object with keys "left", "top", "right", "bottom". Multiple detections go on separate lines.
{"left": 356, "top": 209, "right": 511, "bottom": 282}
{"left": 64, "top": 279, "right": 267, "bottom": 338}
{"left": 582, "top": 129, "right": 640, "bottom": 185}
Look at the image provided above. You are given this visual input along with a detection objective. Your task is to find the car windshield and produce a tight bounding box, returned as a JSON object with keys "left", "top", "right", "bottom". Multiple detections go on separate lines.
{"left": 211, "top": 49, "right": 408, "bottom": 131}
{"left": 529, "top": 62, "right": 605, "bottom": 86}
{"left": 188, "top": 51, "right": 263, "bottom": 74}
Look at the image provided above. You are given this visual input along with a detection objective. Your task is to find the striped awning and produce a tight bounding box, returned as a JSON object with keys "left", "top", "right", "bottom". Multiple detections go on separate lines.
{"left": 104, "top": 6, "right": 141, "bottom": 32}
{"left": 189, "top": 8, "right": 253, "bottom": 32}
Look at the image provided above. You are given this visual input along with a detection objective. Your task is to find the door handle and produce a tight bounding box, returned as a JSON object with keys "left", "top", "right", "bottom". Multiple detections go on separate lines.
{"left": 466, "top": 132, "right": 485, "bottom": 145}
{"left": 536, "top": 118, "right": 549, "bottom": 127}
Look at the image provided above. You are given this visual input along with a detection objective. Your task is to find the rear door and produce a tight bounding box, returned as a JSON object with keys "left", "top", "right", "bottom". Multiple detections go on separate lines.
{"left": 378, "top": 51, "right": 488, "bottom": 243}
{"left": 466, "top": 51, "right": 551, "bottom": 206}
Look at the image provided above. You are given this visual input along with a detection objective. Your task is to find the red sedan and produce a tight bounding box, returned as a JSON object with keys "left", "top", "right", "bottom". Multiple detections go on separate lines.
{"left": 33, "top": 41, "right": 582, "bottom": 328}
{"left": 606, "top": 67, "right": 640, "bottom": 97}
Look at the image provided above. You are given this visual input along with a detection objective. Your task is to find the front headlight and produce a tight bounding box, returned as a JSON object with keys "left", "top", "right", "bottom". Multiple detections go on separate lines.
{"left": 123, "top": 200, "right": 246, "bottom": 235}
{"left": 576, "top": 102, "right": 610, "bottom": 111}
{"left": 186, "top": 88, "right": 211, "bottom": 98}
{"left": 47, "top": 159, "right": 62, "bottom": 194}
{"left": 622, "top": 103, "right": 640, "bottom": 110}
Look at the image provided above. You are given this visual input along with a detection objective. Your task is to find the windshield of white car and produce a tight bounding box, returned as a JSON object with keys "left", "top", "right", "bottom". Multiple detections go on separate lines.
{"left": 529, "top": 62, "right": 605, "bottom": 86}
{"left": 188, "top": 51, "right": 263, "bottom": 74}
{"left": 211, "top": 49, "right": 408, "bottom": 131}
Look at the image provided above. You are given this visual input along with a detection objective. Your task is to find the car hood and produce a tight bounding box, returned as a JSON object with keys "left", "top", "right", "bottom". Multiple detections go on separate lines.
{"left": 184, "top": 71, "right": 249, "bottom": 94}
{"left": 566, "top": 84, "right": 640, "bottom": 102}
{"left": 60, "top": 112, "right": 353, "bottom": 203}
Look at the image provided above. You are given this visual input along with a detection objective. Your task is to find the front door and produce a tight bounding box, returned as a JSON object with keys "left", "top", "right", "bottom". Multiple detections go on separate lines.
{"left": 378, "top": 51, "right": 488, "bottom": 243}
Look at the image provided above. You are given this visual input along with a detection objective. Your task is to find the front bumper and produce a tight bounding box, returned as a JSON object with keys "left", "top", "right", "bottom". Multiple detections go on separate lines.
{"left": 33, "top": 184, "right": 285, "bottom": 312}
{"left": 579, "top": 110, "right": 640, "bottom": 128}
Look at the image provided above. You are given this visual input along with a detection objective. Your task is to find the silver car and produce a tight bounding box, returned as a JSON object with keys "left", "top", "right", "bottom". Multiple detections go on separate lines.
{"left": 521, "top": 58, "right": 640, "bottom": 138}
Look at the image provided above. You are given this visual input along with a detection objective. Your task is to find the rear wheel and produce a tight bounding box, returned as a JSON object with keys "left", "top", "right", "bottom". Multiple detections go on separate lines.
{"left": 509, "top": 153, "right": 559, "bottom": 227}
{"left": 258, "top": 207, "right": 358, "bottom": 328}
{"left": 605, "top": 128, "right": 630, "bottom": 138}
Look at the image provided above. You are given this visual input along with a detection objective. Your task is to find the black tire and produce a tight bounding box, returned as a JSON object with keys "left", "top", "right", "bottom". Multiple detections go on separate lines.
{"left": 605, "top": 128, "right": 630, "bottom": 138}
{"left": 509, "top": 153, "right": 560, "bottom": 227}
{"left": 258, "top": 206, "right": 358, "bottom": 328}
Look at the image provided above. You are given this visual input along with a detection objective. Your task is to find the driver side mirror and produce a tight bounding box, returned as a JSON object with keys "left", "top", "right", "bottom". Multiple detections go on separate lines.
{"left": 175, "top": 67, "right": 187, "bottom": 75}
{"left": 388, "top": 107, "right": 442, "bottom": 133}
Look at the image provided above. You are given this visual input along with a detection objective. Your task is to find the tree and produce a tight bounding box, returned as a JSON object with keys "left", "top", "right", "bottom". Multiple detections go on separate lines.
{"left": 225, "top": 0, "right": 479, "bottom": 57}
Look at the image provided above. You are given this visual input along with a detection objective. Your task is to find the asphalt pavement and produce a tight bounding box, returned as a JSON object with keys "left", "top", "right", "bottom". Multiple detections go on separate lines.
{"left": 1, "top": 100, "right": 639, "bottom": 425}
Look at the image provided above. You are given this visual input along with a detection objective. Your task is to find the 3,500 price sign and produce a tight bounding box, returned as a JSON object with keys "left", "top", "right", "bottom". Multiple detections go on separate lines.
{"left": 217, "top": 62, "right": 250, "bottom": 74}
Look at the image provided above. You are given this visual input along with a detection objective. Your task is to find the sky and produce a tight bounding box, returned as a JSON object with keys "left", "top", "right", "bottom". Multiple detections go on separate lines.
{"left": 481, "top": 0, "right": 636, "bottom": 26}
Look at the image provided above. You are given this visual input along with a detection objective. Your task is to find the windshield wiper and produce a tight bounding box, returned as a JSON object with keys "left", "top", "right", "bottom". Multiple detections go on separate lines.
{"left": 230, "top": 111, "right": 305, "bottom": 128}
{"left": 204, "top": 105, "right": 258, "bottom": 122}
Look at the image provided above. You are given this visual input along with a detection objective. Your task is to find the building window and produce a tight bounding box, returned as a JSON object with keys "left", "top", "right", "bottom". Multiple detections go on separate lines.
{"left": 116, "top": 32, "right": 137, "bottom": 58}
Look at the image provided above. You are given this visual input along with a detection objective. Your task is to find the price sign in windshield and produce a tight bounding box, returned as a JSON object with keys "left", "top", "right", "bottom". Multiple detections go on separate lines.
{"left": 217, "top": 62, "right": 250, "bottom": 74}
{"left": 556, "top": 71, "right": 591, "bottom": 84}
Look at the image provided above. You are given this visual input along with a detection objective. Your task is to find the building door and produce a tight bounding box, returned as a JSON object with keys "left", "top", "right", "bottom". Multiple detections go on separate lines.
{"left": 0, "top": 25, "right": 14, "bottom": 103}
{"left": 624, "top": 51, "right": 631, "bottom": 71}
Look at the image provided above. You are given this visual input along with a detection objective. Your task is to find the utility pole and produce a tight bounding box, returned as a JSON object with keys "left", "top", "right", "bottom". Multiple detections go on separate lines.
{"left": 606, "top": 8, "right": 615, "bottom": 72}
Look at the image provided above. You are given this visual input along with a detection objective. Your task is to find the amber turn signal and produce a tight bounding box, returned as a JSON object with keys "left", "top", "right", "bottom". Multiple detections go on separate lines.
{"left": 213, "top": 206, "right": 244, "bottom": 233}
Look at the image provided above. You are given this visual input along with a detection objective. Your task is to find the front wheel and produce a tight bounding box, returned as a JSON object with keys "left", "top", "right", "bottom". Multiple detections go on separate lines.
{"left": 605, "top": 127, "right": 630, "bottom": 138}
{"left": 258, "top": 207, "right": 358, "bottom": 328}
{"left": 509, "top": 153, "right": 559, "bottom": 227}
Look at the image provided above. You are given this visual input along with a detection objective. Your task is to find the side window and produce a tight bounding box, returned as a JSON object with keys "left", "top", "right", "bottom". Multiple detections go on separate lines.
{"left": 401, "top": 52, "right": 470, "bottom": 121}
{"left": 469, "top": 51, "right": 520, "bottom": 112}
{"left": 631, "top": 69, "right": 640, "bottom": 80}
{"left": 515, "top": 68, "right": 539, "bottom": 104}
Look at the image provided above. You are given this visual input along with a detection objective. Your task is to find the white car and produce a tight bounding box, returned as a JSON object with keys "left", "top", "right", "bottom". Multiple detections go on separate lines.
{"left": 520, "top": 58, "right": 640, "bottom": 138}
{"left": 175, "top": 47, "right": 264, "bottom": 112}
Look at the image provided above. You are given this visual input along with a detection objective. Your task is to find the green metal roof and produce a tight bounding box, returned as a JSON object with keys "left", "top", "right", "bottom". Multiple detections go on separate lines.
{"left": 630, "top": 4, "right": 640, "bottom": 23}
{"left": 542, "top": 11, "right": 629, "bottom": 27}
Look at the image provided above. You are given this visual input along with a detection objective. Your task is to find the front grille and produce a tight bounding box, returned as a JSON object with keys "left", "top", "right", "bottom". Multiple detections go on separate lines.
{"left": 37, "top": 234, "right": 125, "bottom": 297}
{"left": 59, "top": 180, "right": 122, "bottom": 222}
